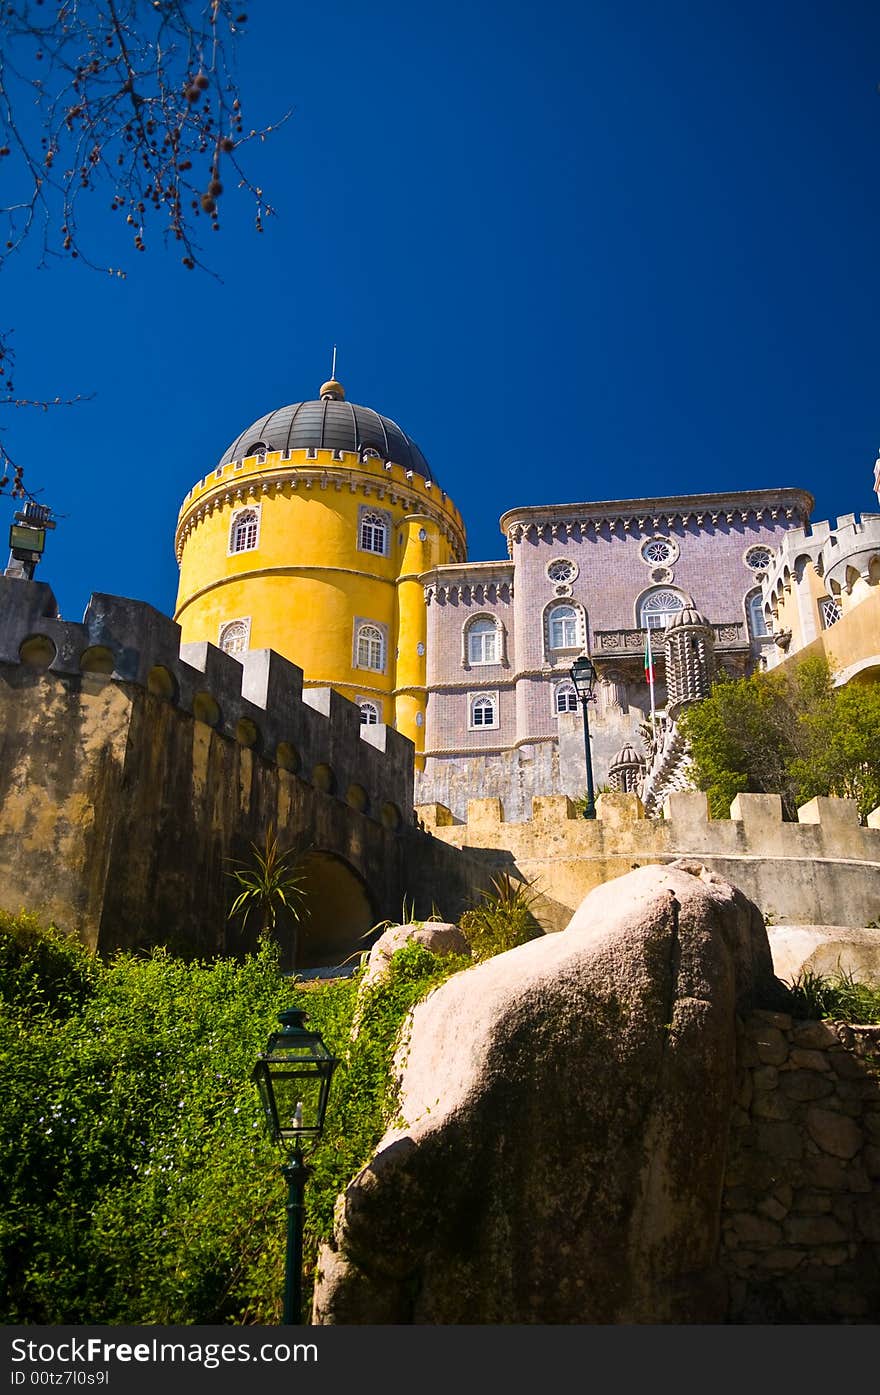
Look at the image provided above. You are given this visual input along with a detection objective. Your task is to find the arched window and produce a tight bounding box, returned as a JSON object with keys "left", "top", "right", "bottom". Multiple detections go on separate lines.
{"left": 548, "top": 603, "right": 580, "bottom": 649}
{"left": 358, "top": 700, "right": 380, "bottom": 725}
{"left": 359, "top": 510, "right": 388, "bottom": 555}
{"left": 638, "top": 589, "right": 686, "bottom": 630}
{"left": 218, "top": 618, "right": 250, "bottom": 655}
{"left": 469, "top": 692, "right": 498, "bottom": 729}
{"left": 467, "top": 615, "right": 499, "bottom": 665}
{"left": 747, "top": 590, "right": 768, "bottom": 638}
{"left": 554, "top": 680, "right": 579, "bottom": 714}
{"left": 356, "top": 623, "right": 385, "bottom": 671}
{"left": 229, "top": 507, "right": 259, "bottom": 554}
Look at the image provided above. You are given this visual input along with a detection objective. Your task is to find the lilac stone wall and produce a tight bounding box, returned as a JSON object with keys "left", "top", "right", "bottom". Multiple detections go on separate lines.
{"left": 418, "top": 492, "right": 813, "bottom": 820}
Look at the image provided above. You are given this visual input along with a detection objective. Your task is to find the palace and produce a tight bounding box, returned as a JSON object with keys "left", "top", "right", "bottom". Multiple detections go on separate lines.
{"left": 173, "top": 376, "right": 879, "bottom": 822}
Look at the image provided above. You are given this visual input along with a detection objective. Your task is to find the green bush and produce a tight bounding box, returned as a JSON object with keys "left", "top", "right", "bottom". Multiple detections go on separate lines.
{"left": 459, "top": 873, "right": 544, "bottom": 962}
{"left": 0, "top": 915, "right": 467, "bottom": 1324}
{"left": 786, "top": 968, "right": 880, "bottom": 1024}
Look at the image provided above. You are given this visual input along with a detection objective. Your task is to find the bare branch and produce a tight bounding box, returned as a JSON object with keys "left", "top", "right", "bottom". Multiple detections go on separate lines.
{"left": 0, "top": 2, "right": 286, "bottom": 495}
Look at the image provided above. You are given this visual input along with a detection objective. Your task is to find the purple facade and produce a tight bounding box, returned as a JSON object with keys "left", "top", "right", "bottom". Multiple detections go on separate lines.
{"left": 416, "top": 488, "right": 813, "bottom": 821}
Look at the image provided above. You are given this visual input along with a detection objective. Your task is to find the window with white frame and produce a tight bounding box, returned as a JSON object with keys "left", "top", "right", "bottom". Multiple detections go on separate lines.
{"left": 547, "top": 603, "right": 581, "bottom": 649}
{"left": 228, "top": 506, "right": 260, "bottom": 555}
{"left": 554, "top": 680, "right": 579, "bottom": 714}
{"left": 819, "top": 596, "right": 842, "bottom": 629}
{"left": 358, "top": 508, "right": 390, "bottom": 556}
{"left": 218, "top": 618, "right": 250, "bottom": 655}
{"left": 466, "top": 615, "right": 499, "bottom": 665}
{"left": 355, "top": 622, "right": 385, "bottom": 671}
{"left": 469, "top": 692, "right": 498, "bottom": 729}
{"left": 747, "top": 590, "right": 768, "bottom": 638}
{"left": 638, "top": 588, "right": 686, "bottom": 630}
{"left": 358, "top": 700, "right": 380, "bottom": 725}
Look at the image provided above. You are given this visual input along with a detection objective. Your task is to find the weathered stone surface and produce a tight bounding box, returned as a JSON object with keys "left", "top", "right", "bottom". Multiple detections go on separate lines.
{"left": 754, "top": 1121, "right": 803, "bottom": 1161}
{"left": 855, "top": 1195, "right": 880, "bottom": 1243}
{"left": 783, "top": 1215, "right": 847, "bottom": 1246}
{"left": 313, "top": 863, "right": 775, "bottom": 1324}
{"left": 806, "top": 1108, "right": 863, "bottom": 1160}
{"left": 729, "top": 1213, "right": 783, "bottom": 1246}
{"left": 792, "top": 1190, "right": 832, "bottom": 1214}
{"left": 779, "top": 1070, "right": 834, "bottom": 1102}
{"left": 757, "top": 1248, "right": 806, "bottom": 1272}
{"left": 756, "top": 1195, "right": 789, "bottom": 1222}
{"left": 750, "top": 1009, "right": 793, "bottom": 1031}
{"left": 751, "top": 1027, "right": 789, "bottom": 1066}
{"left": 791, "top": 1021, "right": 839, "bottom": 1050}
{"left": 863, "top": 1144, "right": 880, "bottom": 1177}
{"left": 829, "top": 1051, "right": 869, "bottom": 1080}
{"left": 752, "top": 1065, "right": 779, "bottom": 1092}
{"left": 788, "top": 1048, "right": 830, "bottom": 1072}
{"left": 752, "top": 1093, "right": 792, "bottom": 1121}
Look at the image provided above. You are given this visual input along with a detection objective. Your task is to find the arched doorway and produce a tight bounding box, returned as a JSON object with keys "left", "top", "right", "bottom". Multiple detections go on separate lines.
{"left": 294, "top": 851, "right": 376, "bottom": 972}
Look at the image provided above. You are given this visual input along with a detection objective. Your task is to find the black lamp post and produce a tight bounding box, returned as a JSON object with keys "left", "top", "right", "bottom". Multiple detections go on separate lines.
{"left": 253, "top": 1007, "right": 338, "bottom": 1325}
{"left": 570, "top": 653, "right": 598, "bottom": 820}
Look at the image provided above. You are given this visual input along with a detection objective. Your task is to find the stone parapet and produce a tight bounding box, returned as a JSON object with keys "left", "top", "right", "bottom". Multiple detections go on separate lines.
{"left": 0, "top": 576, "right": 414, "bottom": 821}
{"left": 414, "top": 791, "right": 880, "bottom": 931}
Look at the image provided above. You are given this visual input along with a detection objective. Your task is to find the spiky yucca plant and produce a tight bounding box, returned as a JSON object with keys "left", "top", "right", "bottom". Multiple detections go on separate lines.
{"left": 226, "top": 825, "right": 310, "bottom": 968}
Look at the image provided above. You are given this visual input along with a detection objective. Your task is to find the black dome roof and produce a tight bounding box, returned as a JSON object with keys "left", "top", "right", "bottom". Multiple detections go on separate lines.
{"left": 218, "top": 389, "right": 436, "bottom": 482}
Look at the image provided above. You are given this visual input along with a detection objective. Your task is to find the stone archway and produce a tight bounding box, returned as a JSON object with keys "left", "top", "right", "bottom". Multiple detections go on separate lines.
{"left": 295, "top": 851, "right": 376, "bottom": 972}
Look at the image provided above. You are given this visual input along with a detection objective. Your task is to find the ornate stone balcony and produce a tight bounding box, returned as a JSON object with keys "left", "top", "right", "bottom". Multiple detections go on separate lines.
{"left": 592, "top": 621, "right": 747, "bottom": 657}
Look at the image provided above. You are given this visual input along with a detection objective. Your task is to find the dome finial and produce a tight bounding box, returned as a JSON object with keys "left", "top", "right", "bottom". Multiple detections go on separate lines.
{"left": 320, "top": 344, "right": 344, "bottom": 401}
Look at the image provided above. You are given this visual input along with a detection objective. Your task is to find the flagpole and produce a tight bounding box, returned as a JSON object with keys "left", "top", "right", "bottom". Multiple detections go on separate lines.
{"left": 646, "top": 624, "right": 656, "bottom": 732}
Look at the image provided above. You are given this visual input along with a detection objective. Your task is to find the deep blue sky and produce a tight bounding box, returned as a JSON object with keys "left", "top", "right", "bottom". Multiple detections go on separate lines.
{"left": 2, "top": 0, "right": 879, "bottom": 623}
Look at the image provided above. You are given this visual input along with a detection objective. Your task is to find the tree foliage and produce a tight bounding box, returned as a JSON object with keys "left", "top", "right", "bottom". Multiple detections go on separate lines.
{"left": 680, "top": 657, "right": 880, "bottom": 821}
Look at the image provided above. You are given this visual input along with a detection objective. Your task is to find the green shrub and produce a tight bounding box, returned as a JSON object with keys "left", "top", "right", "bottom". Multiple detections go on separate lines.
{"left": 786, "top": 968, "right": 880, "bottom": 1024}
{"left": 0, "top": 910, "right": 99, "bottom": 1016}
{"left": 0, "top": 914, "right": 466, "bottom": 1324}
{"left": 459, "top": 873, "right": 544, "bottom": 962}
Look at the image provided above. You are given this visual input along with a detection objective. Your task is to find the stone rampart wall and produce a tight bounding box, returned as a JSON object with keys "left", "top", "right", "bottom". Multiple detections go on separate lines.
{"left": 0, "top": 577, "right": 414, "bottom": 816}
{"left": 416, "top": 789, "right": 880, "bottom": 933}
{"left": 723, "top": 1010, "right": 880, "bottom": 1322}
{"left": 0, "top": 578, "right": 494, "bottom": 965}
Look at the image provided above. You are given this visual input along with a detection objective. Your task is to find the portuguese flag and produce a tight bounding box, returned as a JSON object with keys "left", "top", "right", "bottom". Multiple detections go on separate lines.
{"left": 644, "top": 627, "right": 655, "bottom": 685}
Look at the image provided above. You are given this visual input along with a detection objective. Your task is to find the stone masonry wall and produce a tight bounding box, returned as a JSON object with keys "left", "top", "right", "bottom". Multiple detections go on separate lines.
{"left": 722, "top": 1010, "right": 880, "bottom": 1323}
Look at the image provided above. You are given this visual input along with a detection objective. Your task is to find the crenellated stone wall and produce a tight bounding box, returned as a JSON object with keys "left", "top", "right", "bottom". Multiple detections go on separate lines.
{"left": 722, "top": 1010, "right": 880, "bottom": 1322}
{"left": 0, "top": 577, "right": 493, "bottom": 965}
{"left": 416, "top": 789, "right": 880, "bottom": 935}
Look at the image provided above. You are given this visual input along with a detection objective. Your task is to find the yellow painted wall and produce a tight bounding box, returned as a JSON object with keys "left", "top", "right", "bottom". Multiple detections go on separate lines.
{"left": 174, "top": 448, "right": 466, "bottom": 752}
{"left": 779, "top": 586, "right": 880, "bottom": 685}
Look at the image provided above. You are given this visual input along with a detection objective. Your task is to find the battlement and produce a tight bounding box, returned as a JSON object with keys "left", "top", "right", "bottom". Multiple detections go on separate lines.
{"left": 416, "top": 790, "right": 880, "bottom": 930}
{"left": 821, "top": 512, "right": 880, "bottom": 595}
{"left": 0, "top": 576, "right": 414, "bottom": 827}
{"left": 177, "top": 448, "right": 466, "bottom": 532}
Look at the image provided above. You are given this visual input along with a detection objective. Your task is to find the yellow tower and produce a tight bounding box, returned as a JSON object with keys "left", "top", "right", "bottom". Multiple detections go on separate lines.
{"left": 173, "top": 379, "right": 466, "bottom": 760}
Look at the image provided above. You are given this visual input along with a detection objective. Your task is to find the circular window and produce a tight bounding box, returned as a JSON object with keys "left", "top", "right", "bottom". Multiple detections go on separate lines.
{"left": 744, "top": 545, "right": 773, "bottom": 572}
{"left": 640, "top": 537, "right": 677, "bottom": 566}
{"left": 546, "top": 558, "right": 578, "bottom": 584}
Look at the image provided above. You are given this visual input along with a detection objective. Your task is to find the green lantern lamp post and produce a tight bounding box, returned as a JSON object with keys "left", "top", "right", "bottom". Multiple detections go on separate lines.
{"left": 570, "top": 652, "right": 598, "bottom": 820}
{"left": 253, "top": 1008, "right": 338, "bottom": 1325}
